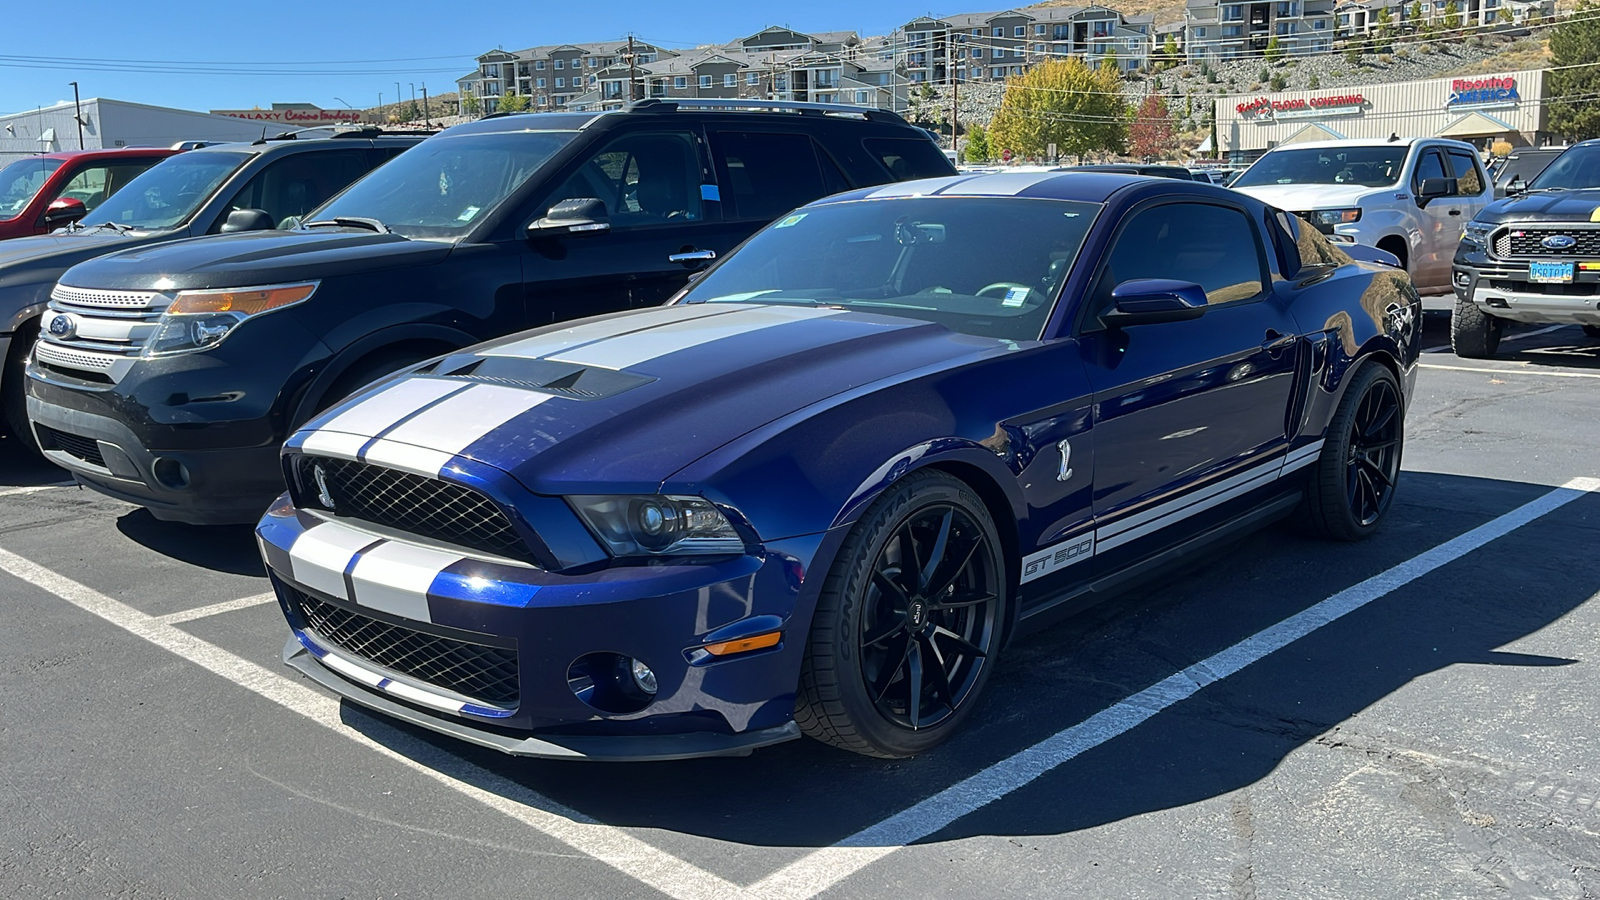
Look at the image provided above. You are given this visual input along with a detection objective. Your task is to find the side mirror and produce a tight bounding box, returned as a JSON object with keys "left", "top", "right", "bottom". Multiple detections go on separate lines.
{"left": 220, "top": 208, "right": 276, "bottom": 233}
{"left": 1505, "top": 174, "right": 1526, "bottom": 196}
{"left": 42, "top": 196, "right": 87, "bottom": 228}
{"left": 1416, "top": 177, "right": 1457, "bottom": 206}
{"left": 1103, "top": 279, "right": 1208, "bottom": 326}
{"left": 529, "top": 197, "right": 610, "bottom": 237}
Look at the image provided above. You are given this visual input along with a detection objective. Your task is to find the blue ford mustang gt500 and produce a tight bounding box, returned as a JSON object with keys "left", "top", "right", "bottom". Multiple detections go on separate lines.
{"left": 256, "top": 171, "right": 1421, "bottom": 760}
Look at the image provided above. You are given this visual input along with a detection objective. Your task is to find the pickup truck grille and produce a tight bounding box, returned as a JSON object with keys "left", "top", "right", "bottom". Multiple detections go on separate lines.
{"left": 36, "top": 285, "right": 167, "bottom": 383}
{"left": 1492, "top": 226, "right": 1600, "bottom": 258}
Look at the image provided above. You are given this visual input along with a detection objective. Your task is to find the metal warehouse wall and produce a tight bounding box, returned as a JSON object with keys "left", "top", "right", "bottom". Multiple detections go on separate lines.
{"left": 0, "top": 99, "right": 287, "bottom": 165}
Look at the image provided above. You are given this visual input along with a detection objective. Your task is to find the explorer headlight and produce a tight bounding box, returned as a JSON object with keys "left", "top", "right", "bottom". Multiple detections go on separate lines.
{"left": 1313, "top": 208, "right": 1362, "bottom": 226}
{"left": 143, "top": 281, "right": 317, "bottom": 357}
{"left": 569, "top": 495, "right": 745, "bottom": 557}
{"left": 1459, "top": 220, "right": 1493, "bottom": 252}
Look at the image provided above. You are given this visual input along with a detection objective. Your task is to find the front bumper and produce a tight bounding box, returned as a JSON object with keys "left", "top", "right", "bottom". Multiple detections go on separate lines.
{"left": 258, "top": 503, "right": 824, "bottom": 760}
{"left": 1452, "top": 260, "right": 1600, "bottom": 326}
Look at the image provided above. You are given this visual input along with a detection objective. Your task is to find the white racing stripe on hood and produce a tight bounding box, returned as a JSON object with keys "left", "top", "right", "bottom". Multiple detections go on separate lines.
{"left": 482, "top": 303, "right": 748, "bottom": 360}
{"left": 316, "top": 377, "right": 468, "bottom": 438}
{"left": 548, "top": 305, "right": 848, "bottom": 371}
{"left": 377, "top": 383, "right": 553, "bottom": 455}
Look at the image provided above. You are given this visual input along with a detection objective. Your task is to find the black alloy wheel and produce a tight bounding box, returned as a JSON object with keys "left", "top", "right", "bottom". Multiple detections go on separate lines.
{"left": 1582, "top": 324, "right": 1600, "bottom": 340}
{"left": 796, "top": 470, "right": 1007, "bottom": 758}
{"left": 1300, "top": 363, "right": 1404, "bottom": 541}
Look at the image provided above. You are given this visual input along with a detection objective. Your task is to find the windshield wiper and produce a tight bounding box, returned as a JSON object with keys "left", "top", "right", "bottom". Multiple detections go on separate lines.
{"left": 85, "top": 221, "right": 133, "bottom": 234}
{"left": 304, "top": 216, "right": 390, "bottom": 233}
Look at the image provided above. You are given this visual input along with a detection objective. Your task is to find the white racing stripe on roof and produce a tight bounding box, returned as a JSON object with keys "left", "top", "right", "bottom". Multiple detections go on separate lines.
{"left": 482, "top": 303, "right": 748, "bottom": 360}
{"left": 377, "top": 384, "right": 553, "bottom": 456}
{"left": 864, "top": 174, "right": 983, "bottom": 198}
{"left": 548, "top": 305, "right": 849, "bottom": 371}
{"left": 315, "top": 377, "right": 467, "bottom": 439}
{"left": 936, "top": 171, "right": 1068, "bottom": 196}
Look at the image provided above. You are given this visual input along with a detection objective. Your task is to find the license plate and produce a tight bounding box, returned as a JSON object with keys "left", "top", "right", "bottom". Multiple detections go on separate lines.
{"left": 1529, "top": 261, "right": 1575, "bottom": 284}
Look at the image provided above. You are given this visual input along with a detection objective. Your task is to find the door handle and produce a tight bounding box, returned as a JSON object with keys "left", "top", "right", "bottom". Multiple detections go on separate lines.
{"left": 669, "top": 249, "right": 716, "bottom": 265}
{"left": 1448, "top": 208, "right": 1462, "bottom": 216}
{"left": 1261, "top": 330, "right": 1297, "bottom": 353}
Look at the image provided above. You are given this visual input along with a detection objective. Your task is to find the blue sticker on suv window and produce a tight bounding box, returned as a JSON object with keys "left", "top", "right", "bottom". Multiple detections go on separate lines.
{"left": 700, "top": 184, "right": 720, "bottom": 201}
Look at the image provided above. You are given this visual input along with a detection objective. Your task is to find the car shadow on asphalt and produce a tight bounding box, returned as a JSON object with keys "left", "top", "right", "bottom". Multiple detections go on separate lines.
{"left": 334, "top": 472, "right": 1600, "bottom": 852}
{"left": 113, "top": 509, "right": 265, "bottom": 577}
{"left": 0, "top": 430, "right": 66, "bottom": 488}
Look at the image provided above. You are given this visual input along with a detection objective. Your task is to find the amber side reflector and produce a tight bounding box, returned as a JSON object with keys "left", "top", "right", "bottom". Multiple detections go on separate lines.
{"left": 704, "top": 631, "right": 781, "bottom": 657}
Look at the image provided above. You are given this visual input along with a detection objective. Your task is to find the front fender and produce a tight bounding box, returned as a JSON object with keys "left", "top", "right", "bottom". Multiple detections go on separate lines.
{"left": 833, "top": 438, "right": 1026, "bottom": 532}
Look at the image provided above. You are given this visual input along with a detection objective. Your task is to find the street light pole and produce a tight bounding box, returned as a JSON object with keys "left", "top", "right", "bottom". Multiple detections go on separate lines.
{"left": 69, "top": 81, "right": 84, "bottom": 149}
{"left": 395, "top": 82, "right": 402, "bottom": 119}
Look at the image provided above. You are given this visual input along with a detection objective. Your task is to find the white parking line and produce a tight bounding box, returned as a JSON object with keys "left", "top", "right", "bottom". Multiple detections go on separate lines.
{"left": 155, "top": 592, "right": 279, "bottom": 624}
{"left": 1418, "top": 363, "right": 1600, "bottom": 379}
{"left": 0, "top": 548, "right": 753, "bottom": 900}
{"left": 749, "top": 476, "right": 1600, "bottom": 900}
{"left": 0, "top": 483, "right": 75, "bottom": 498}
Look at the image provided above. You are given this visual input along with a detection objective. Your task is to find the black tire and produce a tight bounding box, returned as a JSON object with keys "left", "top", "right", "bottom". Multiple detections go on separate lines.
{"left": 1451, "top": 297, "right": 1502, "bottom": 359}
{"left": 2, "top": 318, "right": 41, "bottom": 455}
{"left": 1582, "top": 325, "right": 1600, "bottom": 340}
{"left": 312, "top": 351, "right": 427, "bottom": 420}
{"left": 796, "top": 470, "right": 1008, "bottom": 758}
{"left": 1301, "top": 363, "right": 1404, "bottom": 542}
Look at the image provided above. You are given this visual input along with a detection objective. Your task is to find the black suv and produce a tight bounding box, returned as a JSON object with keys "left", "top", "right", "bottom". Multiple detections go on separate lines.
{"left": 1, "top": 130, "right": 424, "bottom": 444}
{"left": 25, "top": 100, "right": 955, "bottom": 524}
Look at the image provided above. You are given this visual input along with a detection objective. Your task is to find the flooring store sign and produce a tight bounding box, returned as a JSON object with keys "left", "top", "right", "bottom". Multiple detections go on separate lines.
{"left": 1237, "top": 92, "right": 1367, "bottom": 121}
{"left": 1446, "top": 76, "right": 1521, "bottom": 110}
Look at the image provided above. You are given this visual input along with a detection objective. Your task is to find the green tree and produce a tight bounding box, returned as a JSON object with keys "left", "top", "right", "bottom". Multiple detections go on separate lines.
{"left": 406, "top": 101, "right": 421, "bottom": 121}
{"left": 1548, "top": 2, "right": 1600, "bottom": 138}
{"left": 1308, "top": 73, "right": 1321, "bottom": 89}
{"left": 1264, "top": 36, "right": 1284, "bottom": 61}
{"left": 1163, "top": 34, "right": 1179, "bottom": 59}
{"left": 1128, "top": 94, "right": 1176, "bottom": 159}
{"left": 989, "top": 57, "right": 1128, "bottom": 159}
{"left": 462, "top": 94, "right": 481, "bottom": 116}
{"left": 1374, "top": 6, "right": 1394, "bottom": 48}
{"left": 498, "top": 91, "right": 530, "bottom": 113}
{"left": 1409, "top": 0, "right": 1424, "bottom": 27}
{"left": 1444, "top": 0, "right": 1461, "bottom": 30}
{"left": 1344, "top": 38, "right": 1364, "bottom": 65}
{"left": 963, "top": 122, "right": 991, "bottom": 163}
{"left": 1101, "top": 49, "right": 1120, "bottom": 72}
{"left": 1270, "top": 72, "right": 1287, "bottom": 91}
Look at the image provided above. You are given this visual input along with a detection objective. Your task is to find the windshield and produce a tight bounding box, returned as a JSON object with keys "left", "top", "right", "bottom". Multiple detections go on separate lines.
{"left": 1233, "top": 146, "right": 1408, "bottom": 188}
{"left": 0, "top": 157, "right": 63, "bottom": 219}
{"left": 80, "top": 151, "right": 249, "bottom": 230}
{"left": 309, "top": 131, "right": 577, "bottom": 238}
{"left": 1494, "top": 152, "right": 1558, "bottom": 188}
{"left": 1527, "top": 147, "right": 1600, "bottom": 190}
{"left": 681, "top": 197, "right": 1100, "bottom": 341}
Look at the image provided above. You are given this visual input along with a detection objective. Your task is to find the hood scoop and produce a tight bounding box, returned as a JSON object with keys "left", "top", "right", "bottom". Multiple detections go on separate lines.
{"left": 424, "top": 355, "right": 656, "bottom": 401}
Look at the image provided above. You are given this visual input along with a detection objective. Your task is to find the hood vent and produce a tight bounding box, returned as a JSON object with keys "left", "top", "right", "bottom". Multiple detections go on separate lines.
{"left": 433, "top": 357, "right": 655, "bottom": 401}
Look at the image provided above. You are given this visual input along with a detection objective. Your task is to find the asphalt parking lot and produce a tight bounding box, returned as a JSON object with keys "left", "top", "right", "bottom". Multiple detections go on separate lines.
{"left": 4, "top": 313, "right": 1600, "bottom": 900}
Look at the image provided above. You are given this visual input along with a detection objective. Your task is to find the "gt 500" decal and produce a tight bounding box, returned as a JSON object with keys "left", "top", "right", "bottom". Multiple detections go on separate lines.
{"left": 1020, "top": 534, "right": 1095, "bottom": 584}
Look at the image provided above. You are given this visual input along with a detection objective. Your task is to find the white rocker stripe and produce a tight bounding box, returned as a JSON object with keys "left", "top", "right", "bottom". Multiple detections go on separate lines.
{"left": 1097, "top": 455, "right": 1283, "bottom": 542}
{"left": 287, "top": 520, "right": 381, "bottom": 603}
{"left": 548, "top": 305, "right": 849, "bottom": 371}
{"left": 1095, "top": 465, "right": 1282, "bottom": 552}
{"left": 1281, "top": 439, "right": 1326, "bottom": 473}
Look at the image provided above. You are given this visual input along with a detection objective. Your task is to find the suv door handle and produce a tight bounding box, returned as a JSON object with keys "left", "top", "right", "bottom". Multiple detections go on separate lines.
{"left": 1448, "top": 208, "right": 1462, "bottom": 216}
{"left": 669, "top": 249, "right": 716, "bottom": 265}
{"left": 1261, "top": 330, "right": 1297, "bottom": 353}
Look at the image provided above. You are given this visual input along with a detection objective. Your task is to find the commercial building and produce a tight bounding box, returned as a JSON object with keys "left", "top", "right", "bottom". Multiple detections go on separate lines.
{"left": 0, "top": 98, "right": 276, "bottom": 166}
{"left": 1212, "top": 67, "right": 1548, "bottom": 160}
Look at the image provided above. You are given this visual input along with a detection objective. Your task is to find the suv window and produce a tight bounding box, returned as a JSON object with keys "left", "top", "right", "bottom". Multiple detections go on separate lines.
{"left": 1412, "top": 149, "right": 1448, "bottom": 189}
{"left": 55, "top": 163, "right": 151, "bottom": 217}
{"left": 715, "top": 132, "right": 848, "bottom": 220}
{"left": 864, "top": 137, "right": 953, "bottom": 181}
{"left": 215, "top": 150, "right": 374, "bottom": 231}
{"left": 1087, "top": 202, "right": 1266, "bottom": 327}
{"left": 1446, "top": 149, "right": 1484, "bottom": 196}
{"left": 546, "top": 131, "right": 703, "bottom": 226}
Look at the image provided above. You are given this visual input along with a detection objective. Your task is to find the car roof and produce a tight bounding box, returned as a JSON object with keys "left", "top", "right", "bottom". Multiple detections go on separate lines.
{"left": 813, "top": 170, "right": 1237, "bottom": 206}
{"left": 1269, "top": 137, "right": 1474, "bottom": 152}
{"left": 29, "top": 147, "right": 181, "bottom": 162}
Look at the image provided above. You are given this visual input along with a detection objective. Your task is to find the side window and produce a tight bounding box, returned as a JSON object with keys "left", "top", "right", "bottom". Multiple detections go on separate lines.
{"left": 214, "top": 150, "right": 374, "bottom": 231}
{"left": 864, "top": 137, "right": 953, "bottom": 181}
{"left": 1087, "top": 203, "right": 1267, "bottom": 327}
{"left": 1446, "top": 149, "right": 1484, "bottom": 196}
{"left": 1412, "top": 149, "right": 1447, "bottom": 191}
{"left": 543, "top": 131, "right": 703, "bottom": 227}
{"left": 714, "top": 132, "right": 846, "bottom": 220}
{"left": 53, "top": 162, "right": 158, "bottom": 217}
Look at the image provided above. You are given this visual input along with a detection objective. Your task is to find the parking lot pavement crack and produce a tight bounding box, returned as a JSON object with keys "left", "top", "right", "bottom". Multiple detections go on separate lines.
{"left": 1228, "top": 790, "right": 1258, "bottom": 900}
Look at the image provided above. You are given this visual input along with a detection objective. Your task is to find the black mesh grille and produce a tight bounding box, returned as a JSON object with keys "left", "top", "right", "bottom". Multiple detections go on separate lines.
{"left": 295, "top": 456, "right": 532, "bottom": 562}
{"left": 1499, "top": 228, "right": 1600, "bottom": 257}
{"left": 36, "top": 424, "right": 105, "bottom": 467}
{"left": 287, "top": 585, "right": 519, "bottom": 706}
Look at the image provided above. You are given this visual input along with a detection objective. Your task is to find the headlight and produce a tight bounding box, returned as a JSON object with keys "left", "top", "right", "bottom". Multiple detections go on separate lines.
{"left": 1460, "top": 221, "right": 1493, "bottom": 252}
{"left": 1313, "top": 208, "right": 1362, "bottom": 226}
{"left": 568, "top": 495, "right": 745, "bottom": 557}
{"left": 143, "top": 282, "right": 317, "bottom": 357}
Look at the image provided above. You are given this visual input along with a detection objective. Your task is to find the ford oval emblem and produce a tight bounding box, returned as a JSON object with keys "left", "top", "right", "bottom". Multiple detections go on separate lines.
{"left": 46, "top": 314, "right": 76, "bottom": 338}
{"left": 1542, "top": 234, "right": 1578, "bottom": 250}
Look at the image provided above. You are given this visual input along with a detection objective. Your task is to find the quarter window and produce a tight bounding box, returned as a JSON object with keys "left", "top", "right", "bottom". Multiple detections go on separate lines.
{"left": 714, "top": 132, "right": 848, "bottom": 220}
{"left": 55, "top": 163, "right": 150, "bottom": 217}
{"left": 215, "top": 150, "right": 374, "bottom": 232}
{"left": 1088, "top": 202, "right": 1267, "bottom": 326}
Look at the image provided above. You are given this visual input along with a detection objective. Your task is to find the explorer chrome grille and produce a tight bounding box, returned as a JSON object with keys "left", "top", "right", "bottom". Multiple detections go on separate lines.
{"left": 286, "top": 586, "right": 519, "bottom": 706}
{"left": 294, "top": 455, "right": 532, "bottom": 562}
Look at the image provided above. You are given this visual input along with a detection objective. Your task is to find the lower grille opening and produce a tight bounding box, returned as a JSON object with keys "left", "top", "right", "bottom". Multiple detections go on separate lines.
{"left": 35, "top": 424, "right": 106, "bottom": 467}
{"left": 285, "top": 585, "right": 519, "bottom": 707}
{"left": 1489, "top": 279, "right": 1600, "bottom": 297}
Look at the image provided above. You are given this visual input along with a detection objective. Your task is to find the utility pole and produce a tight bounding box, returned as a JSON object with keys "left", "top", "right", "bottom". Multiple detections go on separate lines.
{"left": 627, "top": 35, "right": 640, "bottom": 101}
{"left": 421, "top": 84, "right": 431, "bottom": 126}
{"left": 950, "top": 64, "right": 959, "bottom": 160}
{"left": 395, "top": 82, "right": 402, "bottom": 119}
{"left": 69, "top": 81, "right": 84, "bottom": 149}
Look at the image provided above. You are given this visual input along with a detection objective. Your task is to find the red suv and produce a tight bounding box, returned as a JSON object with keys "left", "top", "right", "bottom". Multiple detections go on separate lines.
{"left": 0, "top": 147, "right": 182, "bottom": 240}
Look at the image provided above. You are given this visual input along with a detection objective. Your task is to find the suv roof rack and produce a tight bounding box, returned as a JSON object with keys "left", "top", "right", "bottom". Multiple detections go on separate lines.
{"left": 625, "top": 98, "right": 906, "bottom": 125}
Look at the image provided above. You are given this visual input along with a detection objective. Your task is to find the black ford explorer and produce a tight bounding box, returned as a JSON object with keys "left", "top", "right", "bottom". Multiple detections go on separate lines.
{"left": 25, "top": 100, "right": 955, "bottom": 524}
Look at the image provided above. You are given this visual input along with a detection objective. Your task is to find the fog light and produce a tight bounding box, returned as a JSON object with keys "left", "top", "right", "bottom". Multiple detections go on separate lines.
{"left": 630, "top": 658, "right": 658, "bottom": 694}
{"left": 1454, "top": 272, "right": 1471, "bottom": 287}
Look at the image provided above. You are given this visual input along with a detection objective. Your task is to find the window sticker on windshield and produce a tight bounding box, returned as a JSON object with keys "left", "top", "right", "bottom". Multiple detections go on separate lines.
{"left": 457, "top": 205, "right": 481, "bottom": 222}
{"left": 1003, "top": 287, "right": 1029, "bottom": 307}
{"left": 775, "top": 213, "right": 807, "bottom": 228}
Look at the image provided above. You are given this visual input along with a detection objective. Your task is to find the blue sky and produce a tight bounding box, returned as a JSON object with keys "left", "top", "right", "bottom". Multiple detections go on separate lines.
{"left": 1, "top": 0, "right": 944, "bottom": 116}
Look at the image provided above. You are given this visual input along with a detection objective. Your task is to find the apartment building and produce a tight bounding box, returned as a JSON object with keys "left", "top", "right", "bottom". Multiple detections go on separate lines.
{"left": 456, "top": 40, "right": 669, "bottom": 114}
{"left": 893, "top": 6, "right": 1156, "bottom": 84}
{"left": 1333, "top": 0, "right": 1554, "bottom": 34}
{"left": 1186, "top": 0, "right": 1338, "bottom": 59}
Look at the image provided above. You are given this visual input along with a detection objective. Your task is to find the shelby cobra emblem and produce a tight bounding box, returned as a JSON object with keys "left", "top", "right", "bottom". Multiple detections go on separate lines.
{"left": 1541, "top": 234, "right": 1578, "bottom": 251}
{"left": 312, "top": 464, "right": 335, "bottom": 509}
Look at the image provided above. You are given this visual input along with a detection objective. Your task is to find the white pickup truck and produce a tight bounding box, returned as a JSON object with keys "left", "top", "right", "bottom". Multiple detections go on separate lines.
{"left": 1230, "top": 137, "right": 1493, "bottom": 295}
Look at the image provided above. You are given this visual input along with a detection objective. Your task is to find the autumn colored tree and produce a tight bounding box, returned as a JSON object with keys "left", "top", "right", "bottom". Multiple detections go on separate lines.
{"left": 989, "top": 57, "right": 1128, "bottom": 159}
{"left": 1128, "top": 94, "right": 1176, "bottom": 160}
